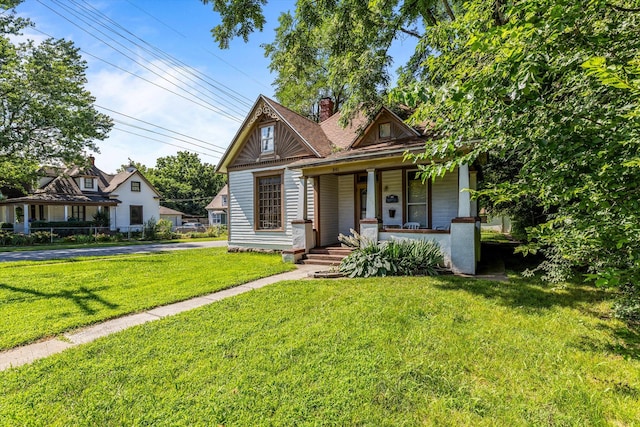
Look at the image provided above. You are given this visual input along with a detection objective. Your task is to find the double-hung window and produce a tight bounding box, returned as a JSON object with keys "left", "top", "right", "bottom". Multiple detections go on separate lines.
{"left": 131, "top": 181, "right": 141, "bottom": 192}
{"left": 260, "top": 125, "right": 275, "bottom": 153}
{"left": 406, "top": 170, "right": 427, "bottom": 228}
{"left": 255, "top": 172, "right": 283, "bottom": 230}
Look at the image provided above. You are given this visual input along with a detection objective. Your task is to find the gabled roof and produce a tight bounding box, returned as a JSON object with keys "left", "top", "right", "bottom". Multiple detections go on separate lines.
{"left": 0, "top": 160, "right": 160, "bottom": 206}
{"left": 217, "top": 94, "right": 428, "bottom": 174}
{"left": 103, "top": 169, "right": 161, "bottom": 197}
{"left": 205, "top": 184, "right": 228, "bottom": 211}
{"left": 159, "top": 206, "right": 185, "bottom": 216}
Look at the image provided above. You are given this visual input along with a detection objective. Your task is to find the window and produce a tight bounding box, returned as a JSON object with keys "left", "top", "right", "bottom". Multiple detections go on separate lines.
{"left": 83, "top": 178, "right": 94, "bottom": 189}
{"left": 130, "top": 205, "right": 143, "bottom": 225}
{"left": 379, "top": 122, "right": 391, "bottom": 139}
{"left": 221, "top": 195, "right": 227, "bottom": 206}
{"left": 131, "top": 181, "right": 141, "bottom": 192}
{"left": 406, "top": 171, "right": 427, "bottom": 227}
{"left": 71, "top": 205, "right": 86, "bottom": 221}
{"left": 260, "top": 125, "right": 275, "bottom": 153}
{"left": 255, "top": 173, "right": 282, "bottom": 230}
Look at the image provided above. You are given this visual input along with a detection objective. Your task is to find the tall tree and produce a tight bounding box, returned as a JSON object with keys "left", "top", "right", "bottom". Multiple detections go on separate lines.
{"left": 202, "top": 0, "right": 457, "bottom": 119}
{"left": 141, "top": 152, "right": 226, "bottom": 216}
{"left": 393, "top": 1, "right": 640, "bottom": 315}
{"left": 0, "top": 1, "right": 112, "bottom": 192}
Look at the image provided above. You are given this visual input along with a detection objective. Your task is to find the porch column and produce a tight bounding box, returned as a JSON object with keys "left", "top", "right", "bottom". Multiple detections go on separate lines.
{"left": 458, "top": 164, "right": 471, "bottom": 217}
{"left": 64, "top": 205, "right": 69, "bottom": 221}
{"left": 297, "top": 176, "right": 308, "bottom": 221}
{"left": 1, "top": 205, "right": 7, "bottom": 223}
{"left": 366, "top": 168, "right": 376, "bottom": 218}
{"left": 46, "top": 205, "right": 51, "bottom": 222}
{"left": 23, "top": 204, "right": 30, "bottom": 234}
{"left": 360, "top": 168, "right": 380, "bottom": 243}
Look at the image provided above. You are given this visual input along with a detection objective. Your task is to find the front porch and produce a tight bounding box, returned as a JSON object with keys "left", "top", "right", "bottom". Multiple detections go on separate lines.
{"left": 288, "top": 163, "right": 481, "bottom": 274}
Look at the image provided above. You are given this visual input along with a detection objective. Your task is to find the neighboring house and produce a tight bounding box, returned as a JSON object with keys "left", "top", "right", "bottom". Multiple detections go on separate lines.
{"left": 217, "top": 96, "right": 480, "bottom": 274}
{"left": 159, "top": 206, "right": 185, "bottom": 228}
{"left": 0, "top": 156, "right": 161, "bottom": 233}
{"left": 205, "top": 184, "right": 228, "bottom": 226}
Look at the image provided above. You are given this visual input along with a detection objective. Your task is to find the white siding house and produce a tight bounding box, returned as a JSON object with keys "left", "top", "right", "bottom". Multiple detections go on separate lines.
{"left": 0, "top": 158, "right": 160, "bottom": 233}
{"left": 216, "top": 95, "right": 481, "bottom": 274}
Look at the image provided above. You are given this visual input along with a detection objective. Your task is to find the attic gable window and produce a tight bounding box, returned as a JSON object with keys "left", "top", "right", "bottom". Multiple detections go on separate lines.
{"left": 260, "top": 125, "right": 275, "bottom": 153}
{"left": 83, "top": 178, "right": 94, "bottom": 189}
{"left": 379, "top": 122, "right": 391, "bottom": 139}
{"left": 131, "top": 181, "right": 141, "bottom": 192}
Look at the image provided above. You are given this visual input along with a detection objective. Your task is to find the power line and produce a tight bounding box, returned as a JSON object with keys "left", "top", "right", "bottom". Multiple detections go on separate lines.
{"left": 113, "top": 119, "right": 226, "bottom": 156}
{"left": 96, "top": 104, "right": 230, "bottom": 153}
{"left": 37, "top": 0, "right": 247, "bottom": 122}
{"left": 110, "top": 127, "right": 219, "bottom": 160}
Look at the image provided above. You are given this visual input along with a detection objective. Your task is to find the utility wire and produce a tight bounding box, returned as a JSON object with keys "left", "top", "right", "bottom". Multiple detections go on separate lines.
{"left": 113, "top": 119, "right": 226, "bottom": 156}
{"left": 96, "top": 104, "right": 230, "bottom": 153}
{"left": 38, "top": 0, "right": 246, "bottom": 122}
{"left": 111, "top": 127, "right": 219, "bottom": 159}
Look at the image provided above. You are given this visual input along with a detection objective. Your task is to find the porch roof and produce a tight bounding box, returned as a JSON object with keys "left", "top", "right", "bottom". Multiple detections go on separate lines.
{"left": 288, "top": 138, "right": 428, "bottom": 172}
{"left": 0, "top": 193, "right": 119, "bottom": 206}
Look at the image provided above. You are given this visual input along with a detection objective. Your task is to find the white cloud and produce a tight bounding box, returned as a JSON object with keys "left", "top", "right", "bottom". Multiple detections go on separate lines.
{"left": 85, "top": 60, "right": 245, "bottom": 173}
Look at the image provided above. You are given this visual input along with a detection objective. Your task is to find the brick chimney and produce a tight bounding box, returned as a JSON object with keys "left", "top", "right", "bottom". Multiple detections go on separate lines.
{"left": 88, "top": 155, "right": 95, "bottom": 165}
{"left": 319, "top": 97, "right": 335, "bottom": 122}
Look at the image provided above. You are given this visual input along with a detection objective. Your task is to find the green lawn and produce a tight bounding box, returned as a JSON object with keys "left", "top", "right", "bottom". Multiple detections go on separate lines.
{"left": 1, "top": 276, "right": 639, "bottom": 425}
{"left": 0, "top": 248, "right": 294, "bottom": 350}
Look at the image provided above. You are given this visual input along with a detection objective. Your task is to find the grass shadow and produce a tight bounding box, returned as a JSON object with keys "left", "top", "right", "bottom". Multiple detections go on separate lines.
{"left": 0, "top": 283, "right": 119, "bottom": 314}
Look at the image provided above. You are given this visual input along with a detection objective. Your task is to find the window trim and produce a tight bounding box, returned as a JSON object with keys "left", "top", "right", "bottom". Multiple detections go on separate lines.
{"left": 253, "top": 169, "right": 284, "bottom": 232}
{"left": 83, "top": 177, "right": 94, "bottom": 189}
{"left": 131, "top": 181, "right": 141, "bottom": 192}
{"left": 379, "top": 122, "right": 391, "bottom": 139}
{"left": 260, "top": 124, "right": 275, "bottom": 153}
{"left": 404, "top": 169, "right": 432, "bottom": 229}
{"left": 130, "top": 205, "right": 143, "bottom": 225}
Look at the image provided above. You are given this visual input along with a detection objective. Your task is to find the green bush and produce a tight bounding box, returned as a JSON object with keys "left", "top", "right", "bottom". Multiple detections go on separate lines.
{"left": 155, "top": 219, "right": 175, "bottom": 240}
{"left": 30, "top": 231, "right": 57, "bottom": 244}
{"left": 339, "top": 239, "right": 444, "bottom": 278}
{"left": 0, "top": 230, "right": 12, "bottom": 245}
{"left": 0, "top": 222, "right": 13, "bottom": 230}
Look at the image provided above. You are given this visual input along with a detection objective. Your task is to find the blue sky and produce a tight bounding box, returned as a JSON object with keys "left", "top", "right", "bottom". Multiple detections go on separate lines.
{"left": 14, "top": 0, "right": 416, "bottom": 173}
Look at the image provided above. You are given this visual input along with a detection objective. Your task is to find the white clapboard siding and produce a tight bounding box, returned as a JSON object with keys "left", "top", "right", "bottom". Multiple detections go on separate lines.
{"left": 338, "top": 174, "right": 355, "bottom": 236}
{"left": 318, "top": 175, "right": 339, "bottom": 246}
{"left": 381, "top": 170, "right": 403, "bottom": 227}
{"left": 228, "top": 167, "right": 306, "bottom": 250}
{"left": 431, "top": 168, "right": 458, "bottom": 230}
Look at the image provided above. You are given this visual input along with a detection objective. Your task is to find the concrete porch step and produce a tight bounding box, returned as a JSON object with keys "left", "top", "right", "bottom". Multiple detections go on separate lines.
{"left": 300, "top": 246, "right": 353, "bottom": 266}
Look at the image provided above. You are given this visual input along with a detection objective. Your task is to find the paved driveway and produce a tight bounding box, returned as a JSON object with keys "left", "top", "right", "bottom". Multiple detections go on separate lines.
{"left": 0, "top": 240, "right": 228, "bottom": 262}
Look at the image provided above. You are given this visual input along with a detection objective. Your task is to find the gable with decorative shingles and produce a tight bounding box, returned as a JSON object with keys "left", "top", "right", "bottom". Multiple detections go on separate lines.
{"left": 350, "top": 109, "right": 418, "bottom": 149}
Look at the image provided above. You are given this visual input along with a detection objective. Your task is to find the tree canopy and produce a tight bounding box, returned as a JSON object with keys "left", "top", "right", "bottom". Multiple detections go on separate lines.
{"left": 126, "top": 152, "right": 226, "bottom": 216}
{"left": 0, "top": 1, "right": 112, "bottom": 193}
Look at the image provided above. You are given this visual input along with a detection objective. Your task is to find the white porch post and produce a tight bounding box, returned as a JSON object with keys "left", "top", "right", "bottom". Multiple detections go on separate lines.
{"left": 46, "top": 205, "right": 51, "bottom": 222}
{"left": 23, "top": 204, "right": 30, "bottom": 234}
{"left": 366, "top": 168, "right": 376, "bottom": 219}
{"left": 450, "top": 163, "right": 479, "bottom": 275}
{"left": 458, "top": 164, "right": 471, "bottom": 217}
{"left": 287, "top": 175, "right": 313, "bottom": 263}
{"left": 360, "top": 168, "right": 380, "bottom": 243}
{"left": 64, "top": 205, "right": 69, "bottom": 221}
{"left": 1, "top": 205, "right": 7, "bottom": 223}
{"left": 297, "top": 176, "right": 308, "bottom": 221}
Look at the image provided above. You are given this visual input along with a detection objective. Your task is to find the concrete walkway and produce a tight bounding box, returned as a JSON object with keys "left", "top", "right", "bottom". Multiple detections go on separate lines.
{"left": 0, "top": 264, "right": 327, "bottom": 371}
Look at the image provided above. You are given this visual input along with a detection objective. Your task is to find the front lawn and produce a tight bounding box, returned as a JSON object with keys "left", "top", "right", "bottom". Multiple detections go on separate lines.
{"left": 0, "top": 248, "right": 294, "bottom": 350}
{"left": 1, "top": 276, "right": 638, "bottom": 425}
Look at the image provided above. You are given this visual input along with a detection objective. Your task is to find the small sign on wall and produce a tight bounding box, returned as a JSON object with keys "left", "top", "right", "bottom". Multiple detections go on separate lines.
{"left": 385, "top": 195, "right": 398, "bottom": 203}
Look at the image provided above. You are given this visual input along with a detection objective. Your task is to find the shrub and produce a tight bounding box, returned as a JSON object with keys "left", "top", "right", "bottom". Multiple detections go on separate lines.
{"left": 92, "top": 210, "right": 110, "bottom": 227}
{"left": 155, "top": 219, "right": 175, "bottom": 240}
{"left": 143, "top": 217, "right": 158, "bottom": 240}
{"left": 0, "top": 222, "right": 13, "bottom": 230}
{"left": 0, "top": 230, "right": 12, "bottom": 245}
{"left": 339, "top": 239, "right": 444, "bottom": 278}
{"left": 30, "top": 231, "right": 57, "bottom": 244}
